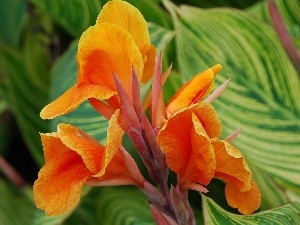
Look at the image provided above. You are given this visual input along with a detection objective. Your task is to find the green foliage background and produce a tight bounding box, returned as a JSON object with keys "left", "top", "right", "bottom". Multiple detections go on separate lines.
{"left": 0, "top": 0, "right": 299, "bottom": 224}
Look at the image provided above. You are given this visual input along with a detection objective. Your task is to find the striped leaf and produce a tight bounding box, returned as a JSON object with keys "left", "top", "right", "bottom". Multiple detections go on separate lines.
{"left": 0, "top": 0, "right": 27, "bottom": 47}
{"left": 0, "top": 180, "right": 35, "bottom": 225}
{"left": 163, "top": 0, "right": 300, "bottom": 197}
{"left": 30, "top": 0, "right": 105, "bottom": 37}
{"left": 202, "top": 195, "right": 300, "bottom": 224}
{"left": 247, "top": 0, "right": 300, "bottom": 27}
{"left": 30, "top": 0, "right": 171, "bottom": 38}
{"left": 96, "top": 187, "right": 155, "bottom": 225}
{"left": 0, "top": 43, "right": 49, "bottom": 166}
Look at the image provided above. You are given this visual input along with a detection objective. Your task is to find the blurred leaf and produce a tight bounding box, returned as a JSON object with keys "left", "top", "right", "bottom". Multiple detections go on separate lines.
{"left": 126, "top": 0, "right": 171, "bottom": 28}
{"left": 202, "top": 195, "right": 300, "bottom": 224}
{"left": 164, "top": 0, "right": 300, "bottom": 194}
{"left": 96, "top": 187, "right": 155, "bottom": 225}
{"left": 0, "top": 41, "right": 50, "bottom": 165}
{"left": 247, "top": 0, "right": 300, "bottom": 27}
{"left": 30, "top": 0, "right": 105, "bottom": 37}
{"left": 148, "top": 22, "right": 175, "bottom": 55}
{"left": 0, "top": 0, "right": 27, "bottom": 47}
{"left": 171, "top": 0, "right": 260, "bottom": 9}
{"left": 250, "top": 163, "right": 289, "bottom": 210}
{"left": 0, "top": 180, "right": 35, "bottom": 225}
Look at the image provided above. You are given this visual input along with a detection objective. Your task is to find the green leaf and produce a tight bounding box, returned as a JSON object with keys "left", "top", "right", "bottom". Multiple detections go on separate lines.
{"left": 0, "top": 180, "right": 35, "bottom": 225}
{"left": 126, "top": 0, "right": 171, "bottom": 28}
{"left": 148, "top": 22, "right": 175, "bottom": 55}
{"left": 170, "top": 0, "right": 260, "bottom": 9}
{"left": 0, "top": 0, "right": 27, "bottom": 46}
{"left": 0, "top": 43, "right": 50, "bottom": 165}
{"left": 202, "top": 195, "right": 300, "bottom": 225}
{"left": 164, "top": 0, "right": 300, "bottom": 193}
{"left": 30, "top": 0, "right": 106, "bottom": 37}
{"left": 250, "top": 163, "right": 289, "bottom": 210}
{"left": 96, "top": 187, "right": 155, "bottom": 225}
{"left": 247, "top": 0, "right": 300, "bottom": 26}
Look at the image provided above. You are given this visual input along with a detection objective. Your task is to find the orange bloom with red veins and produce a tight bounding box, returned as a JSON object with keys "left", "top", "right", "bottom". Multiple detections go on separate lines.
{"left": 40, "top": 0, "right": 155, "bottom": 120}
{"left": 33, "top": 110, "right": 145, "bottom": 216}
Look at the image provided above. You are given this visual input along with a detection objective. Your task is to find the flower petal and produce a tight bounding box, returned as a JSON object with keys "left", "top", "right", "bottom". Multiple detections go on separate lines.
{"left": 212, "top": 139, "right": 252, "bottom": 192}
{"left": 225, "top": 180, "right": 261, "bottom": 214}
{"left": 77, "top": 23, "right": 144, "bottom": 97}
{"left": 96, "top": 0, "right": 155, "bottom": 83}
{"left": 33, "top": 134, "right": 92, "bottom": 216}
{"left": 57, "top": 123, "right": 104, "bottom": 174}
{"left": 166, "top": 64, "right": 222, "bottom": 116}
{"left": 181, "top": 113, "right": 216, "bottom": 186}
{"left": 40, "top": 84, "right": 115, "bottom": 119}
{"left": 96, "top": 109, "right": 123, "bottom": 177}
{"left": 157, "top": 103, "right": 219, "bottom": 185}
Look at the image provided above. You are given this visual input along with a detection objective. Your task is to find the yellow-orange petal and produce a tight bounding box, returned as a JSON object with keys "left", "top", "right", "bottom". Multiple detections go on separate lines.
{"left": 97, "top": 0, "right": 155, "bottom": 83}
{"left": 212, "top": 138, "right": 252, "bottom": 192}
{"left": 40, "top": 84, "right": 116, "bottom": 119}
{"left": 77, "top": 23, "right": 144, "bottom": 97}
{"left": 33, "top": 134, "right": 92, "bottom": 216}
{"left": 225, "top": 180, "right": 261, "bottom": 214}
{"left": 157, "top": 104, "right": 218, "bottom": 185}
{"left": 166, "top": 64, "right": 222, "bottom": 116}
{"left": 57, "top": 123, "right": 104, "bottom": 174}
{"left": 97, "top": 0, "right": 150, "bottom": 57}
{"left": 181, "top": 113, "right": 215, "bottom": 186}
{"left": 141, "top": 44, "right": 156, "bottom": 83}
{"left": 95, "top": 109, "right": 123, "bottom": 177}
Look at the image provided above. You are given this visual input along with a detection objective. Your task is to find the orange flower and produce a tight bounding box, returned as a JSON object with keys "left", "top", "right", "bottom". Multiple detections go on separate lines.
{"left": 33, "top": 110, "right": 145, "bottom": 216}
{"left": 157, "top": 103, "right": 261, "bottom": 214}
{"left": 40, "top": 0, "right": 155, "bottom": 119}
{"left": 157, "top": 103, "right": 221, "bottom": 190}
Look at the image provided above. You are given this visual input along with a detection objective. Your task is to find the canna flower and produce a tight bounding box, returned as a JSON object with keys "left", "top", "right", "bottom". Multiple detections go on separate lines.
{"left": 157, "top": 102, "right": 261, "bottom": 214}
{"left": 156, "top": 65, "right": 260, "bottom": 214}
{"left": 40, "top": 0, "right": 156, "bottom": 120}
{"left": 33, "top": 110, "right": 146, "bottom": 216}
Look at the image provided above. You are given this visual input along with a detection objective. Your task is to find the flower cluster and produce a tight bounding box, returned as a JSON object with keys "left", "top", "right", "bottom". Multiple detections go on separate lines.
{"left": 33, "top": 0, "right": 261, "bottom": 223}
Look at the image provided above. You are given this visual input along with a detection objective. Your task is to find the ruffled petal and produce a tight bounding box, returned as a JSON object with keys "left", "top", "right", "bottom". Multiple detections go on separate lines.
{"left": 57, "top": 123, "right": 104, "bottom": 174}
{"left": 188, "top": 103, "right": 222, "bottom": 138}
{"left": 33, "top": 134, "right": 92, "bottom": 216}
{"left": 95, "top": 109, "right": 123, "bottom": 177}
{"left": 181, "top": 113, "right": 215, "bottom": 186}
{"left": 157, "top": 103, "right": 219, "bottom": 185}
{"left": 212, "top": 138, "right": 252, "bottom": 192}
{"left": 157, "top": 108, "right": 194, "bottom": 176}
{"left": 40, "top": 84, "right": 116, "bottom": 119}
{"left": 166, "top": 64, "right": 222, "bottom": 116}
{"left": 77, "top": 23, "right": 144, "bottom": 97}
{"left": 96, "top": 0, "right": 155, "bottom": 83}
{"left": 225, "top": 180, "right": 261, "bottom": 214}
